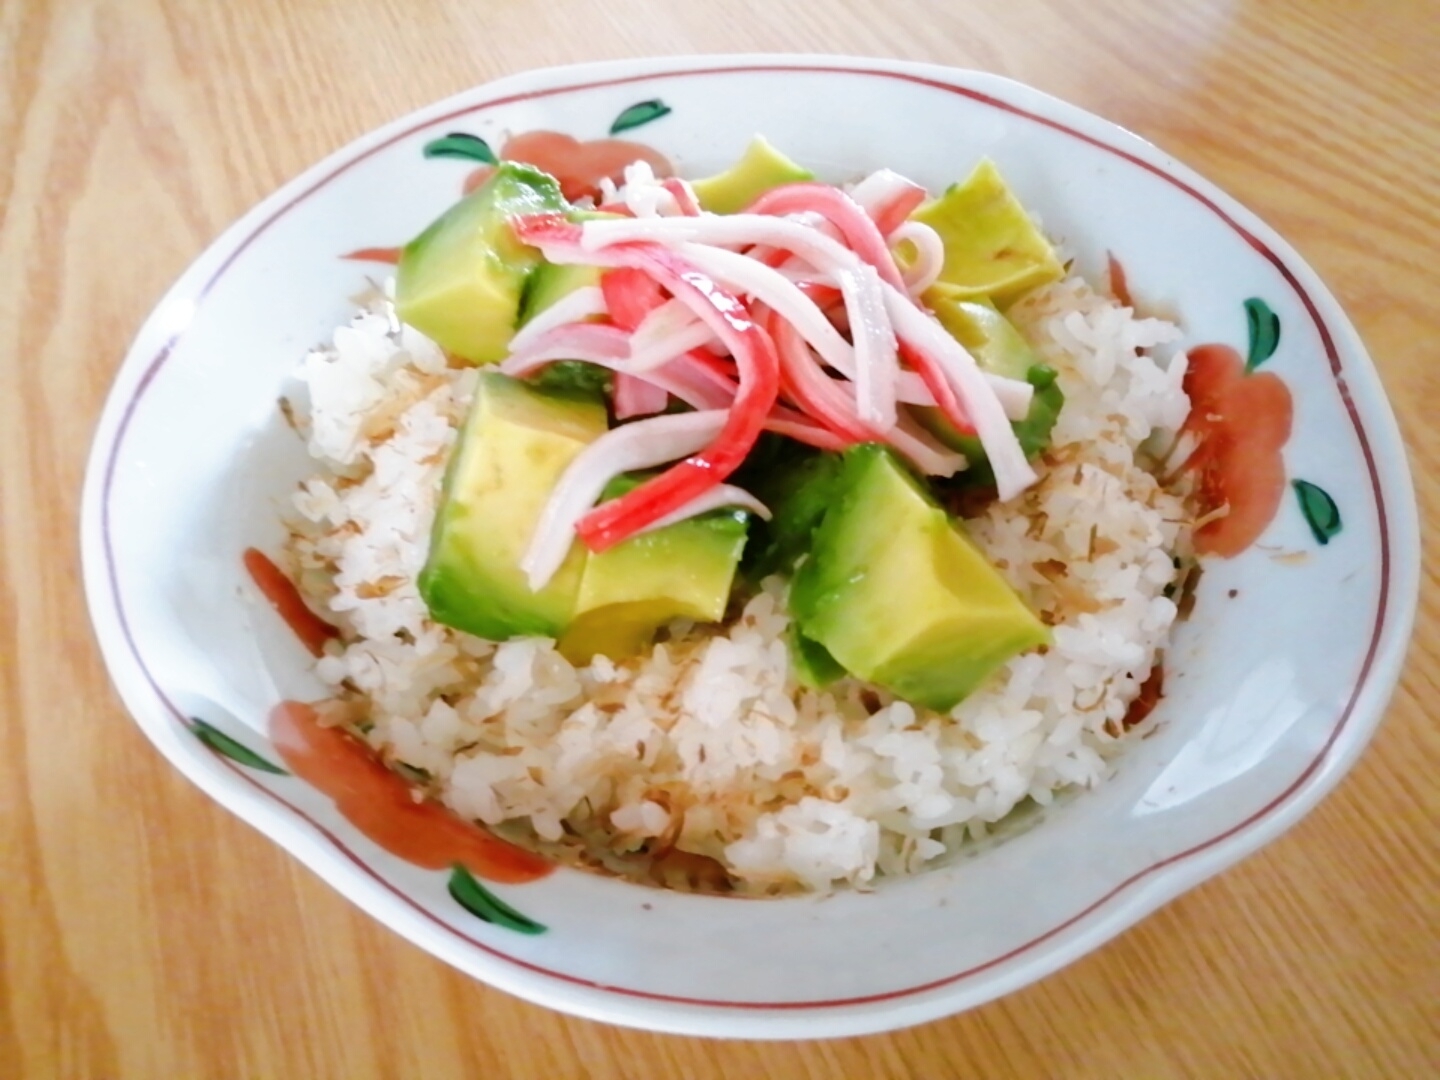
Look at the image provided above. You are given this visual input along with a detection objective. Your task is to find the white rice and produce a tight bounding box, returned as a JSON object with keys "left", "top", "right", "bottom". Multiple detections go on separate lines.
{"left": 281, "top": 272, "right": 1193, "bottom": 895}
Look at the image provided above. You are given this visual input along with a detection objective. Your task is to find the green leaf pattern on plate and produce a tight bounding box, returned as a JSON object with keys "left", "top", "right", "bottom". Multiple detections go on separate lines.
{"left": 609, "top": 99, "right": 672, "bottom": 135}
{"left": 1238, "top": 297, "right": 1341, "bottom": 548}
{"left": 190, "top": 717, "right": 288, "bottom": 775}
{"left": 448, "top": 865, "right": 547, "bottom": 934}
{"left": 1244, "top": 297, "right": 1281, "bottom": 371}
{"left": 188, "top": 714, "right": 551, "bottom": 920}
{"left": 422, "top": 133, "right": 498, "bottom": 164}
{"left": 1292, "top": 479, "right": 1342, "bottom": 545}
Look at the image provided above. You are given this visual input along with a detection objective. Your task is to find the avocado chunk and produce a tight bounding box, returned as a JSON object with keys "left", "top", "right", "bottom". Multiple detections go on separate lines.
{"left": 397, "top": 162, "right": 568, "bottom": 364}
{"left": 910, "top": 297, "right": 1065, "bottom": 483}
{"left": 911, "top": 159, "right": 1064, "bottom": 306}
{"left": 690, "top": 136, "right": 814, "bottom": 214}
{"left": 789, "top": 626, "right": 847, "bottom": 688}
{"left": 526, "top": 360, "right": 614, "bottom": 399}
{"left": 519, "top": 262, "right": 602, "bottom": 327}
{"left": 930, "top": 296, "right": 1033, "bottom": 380}
{"left": 790, "top": 445, "right": 1049, "bottom": 711}
{"left": 419, "top": 373, "right": 608, "bottom": 640}
{"left": 558, "top": 481, "right": 749, "bottom": 663}
{"left": 920, "top": 364, "right": 1063, "bottom": 490}
{"left": 516, "top": 208, "right": 622, "bottom": 327}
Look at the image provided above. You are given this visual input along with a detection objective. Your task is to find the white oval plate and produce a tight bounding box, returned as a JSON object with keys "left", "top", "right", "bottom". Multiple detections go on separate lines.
{"left": 81, "top": 55, "right": 1419, "bottom": 1038}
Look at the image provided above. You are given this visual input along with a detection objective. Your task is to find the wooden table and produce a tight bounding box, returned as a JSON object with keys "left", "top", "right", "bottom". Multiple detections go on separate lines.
{"left": 5, "top": 1, "right": 1437, "bottom": 1075}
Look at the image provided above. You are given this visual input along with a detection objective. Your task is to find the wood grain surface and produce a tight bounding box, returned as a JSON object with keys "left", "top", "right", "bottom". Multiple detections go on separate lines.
{"left": 3, "top": 0, "right": 1437, "bottom": 1076}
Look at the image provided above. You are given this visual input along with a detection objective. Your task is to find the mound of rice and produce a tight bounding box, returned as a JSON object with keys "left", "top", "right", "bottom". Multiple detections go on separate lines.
{"left": 280, "top": 270, "right": 1193, "bottom": 895}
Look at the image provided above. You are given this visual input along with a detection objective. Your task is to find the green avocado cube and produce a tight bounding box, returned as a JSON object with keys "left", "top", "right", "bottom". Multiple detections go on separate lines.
{"left": 910, "top": 298, "right": 1064, "bottom": 483}
{"left": 418, "top": 373, "right": 608, "bottom": 640}
{"left": 397, "top": 162, "right": 568, "bottom": 364}
{"left": 929, "top": 296, "right": 1033, "bottom": 380}
{"left": 789, "top": 626, "right": 847, "bottom": 689}
{"left": 790, "top": 445, "right": 1049, "bottom": 711}
{"left": 516, "top": 209, "right": 624, "bottom": 328}
{"left": 558, "top": 480, "right": 749, "bottom": 663}
{"left": 690, "top": 136, "right": 814, "bottom": 215}
{"left": 518, "top": 262, "right": 602, "bottom": 327}
{"left": 911, "top": 158, "right": 1064, "bottom": 306}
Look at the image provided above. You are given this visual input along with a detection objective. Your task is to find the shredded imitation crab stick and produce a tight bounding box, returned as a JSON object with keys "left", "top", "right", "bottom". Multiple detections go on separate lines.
{"left": 513, "top": 217, "right": 783, "bottom": 555}
{"left": 504, "top": 177, "right": 1037, "bottom": 586}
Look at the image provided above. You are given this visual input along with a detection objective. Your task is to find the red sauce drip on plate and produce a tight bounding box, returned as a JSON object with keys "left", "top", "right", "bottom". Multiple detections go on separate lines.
{"left": 243, "top": 548, "right": 339, "bottom": 658}
{"left": 1180, "top": 344, "right": 1294, "bottom": 557}
{"left": 269, "top": 702, "right": 552, "bottom": 884}
{"left": 340, "top": 246, "right": 402, "bottom": 265}
{"left": 1106, "top": 251, "right": 1133, "bottom": 308}
{"left": 1123, "top": 664, "right": 1164, "bottom": 729}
